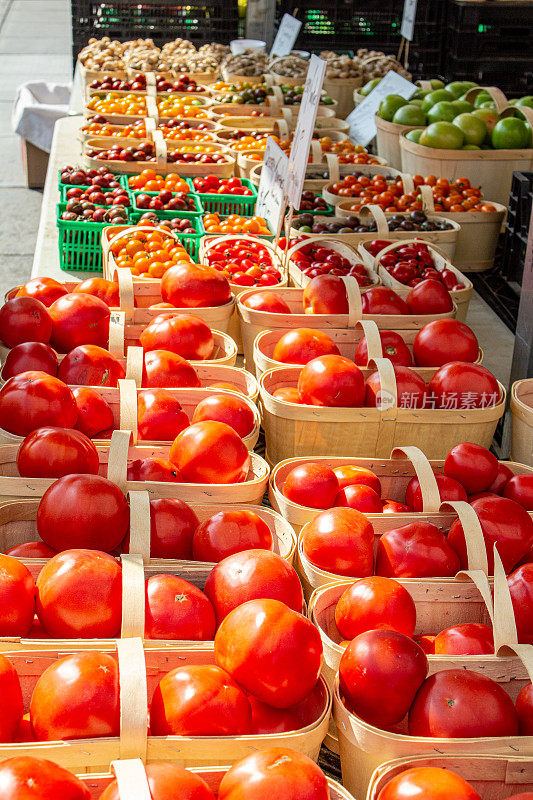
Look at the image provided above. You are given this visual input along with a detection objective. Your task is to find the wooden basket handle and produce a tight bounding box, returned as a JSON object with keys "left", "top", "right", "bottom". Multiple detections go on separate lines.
{"left": 340, "top": 275, "right": 363, "bottom": 326}
{"left": 112, "top": 759, "right": 152, "bottom": 800}
{"left": 310, "top": 140, "right": 322, "bottom": 164}
{"left": 418, "top": 184, "right": 435, "bottom": 214}
{"left": 464, "top": 86, "right": 509, "bottom": 115}
{"left": 275, "top": 118, "right": 290, "bottom": 140}
{"left": 399, "top": 172, "right": 415, "bottom": 194}
{"left": 127, "top": 490, "right": 152, "bottom": 561}
{"left": 267, "top": 94, "right": 281, "bottom": 116}
{"left": 144, "top": 117, "right": 156, "bottom": 135}
{"left": 391, "top": 445, "right": 441, "bottom": 512}
{"left": 126, "top": 346, "right": 144, "bottom": 386}
{"left": 367, "top": 356, "right": 398, "bottom": 410}
{"left": 270, "top": 85, "right": 284, "bottom": 105}
{"left": 455, "top": 567, "right": 495, "bottom": 629}
{"left": 500, "top": 104, "right": 533, "bottom": 128}
{"left": 117, "top": 637, "right": 148, "bottom": 761}
{"left": 109, "top": 310, "right": 126, "bottom": 358}
{"left": 354, "top": 318, "right": 383, "bottom": 361}
{"left": 440, "top": 500, "right": 488, "bottom": 574}
{"left": 359, "top": 204, "right": 389, "bottom": 235}
{"left": 119, "top": 379, "right": 139, "bottom": 443}
{"left": 281, "top": 107, "right": 293, "bottom": 125}
{"left": 107, "top": 429, "right": 132, "bottom": 492}
{"left": 153, "top": 129, "right": 167, "bottom": 167}
{"left": 492, "top": 544, "right": 519, "bottom": 650}
{"left": 145, "top": 94, "right": 159, "bottom": 122}
{"left": 325, "top": 153, "right": 340, "bottom": 183}
{"left": 145, "top": 72, "right": 156, "bottom": 89}
{"left": 121, "top": 553, "right": 146, "bottom": 638}
{"left": 115, "top": 267, "right": 135, "bottom": 313}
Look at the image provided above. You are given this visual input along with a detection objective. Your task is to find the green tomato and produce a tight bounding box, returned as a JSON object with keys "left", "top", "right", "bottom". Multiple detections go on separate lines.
{"left": 446, "top": 80, "right": 477, "bottom": 98}
{"left": 453, "top": 113, "right": 487, "bottom": 145}
{"left": 416, "top": 78, "right": 445, "bottom": 90}
{"left": 472, "top": 107, "right": 499, "bottom": 134}
{"left": 492, "top": 117, "right": 531, "bottom": 149}
{"left": 473, "top": 91, "right": 492, "bottom": 107}
{"left": 516, "top": 96, "right": 533, "bottom": 109}
{"left": 360, "top": 78, "right": 380, "bottom": 96}
{"left": 392, "top": 104, "right": 427, "bottom": 126}
{"left": 479, "top": 101, "right": 496, "bottom": 109}
{"left": 419, "top": 121, "right": 465, "bottom": 149}
{"left": 378, "top": 94, "right": 408, "bottom": 121}
{"left": 410, "top": 99, "right": 425, "bottom": 107}
{"left": 451, "top": 100, "right": 474, "bottom": 114}
{"left": 411, "top": 90, "right": 429, "bottom": 100}
{"left": 421, "top": 89, "right": 456, "bottom": 112}
{"left": 404, "top": 128, "right": 424, "bottom": 143}
{"left": 427, "top": 101, "right": 458, "bottom": 124}
{"left": 462, "top": 144, "right": 481, "bottom": 150}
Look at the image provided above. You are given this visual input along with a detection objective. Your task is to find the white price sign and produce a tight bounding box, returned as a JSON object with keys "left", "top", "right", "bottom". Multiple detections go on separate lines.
{"left": 345, "top": 70, "right": 417, "bottom": 147}
{"left": 270, "top": 13, "right": 302, "bottom": 57}
{"left": 255, "top": 137, "right": 289, "bottom": 239}
{"left": 286, "top": 54, "right": 327, "bottom": 209}
{"left": 401, "top": 0, "right": 418, "bottom": 41}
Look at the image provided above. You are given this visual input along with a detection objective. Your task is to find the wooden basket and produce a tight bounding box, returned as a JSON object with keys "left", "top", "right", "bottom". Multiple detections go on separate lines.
{"left": 375, "top": 114, "right": 424, "bottom": 170}
{"left": 323, "top": 76, "right": 362, "bottom": 119}
{"left": 284, "top": 236, "right": 380, "bottom": 289}
{"left": 259, "top": 359, "right": 506, "bottom": 463}
{"left": 511, "top": 379, "right": 533, "bottom": 467}
{"left": 322, "top": 165, "right": 403, "bottom": 207}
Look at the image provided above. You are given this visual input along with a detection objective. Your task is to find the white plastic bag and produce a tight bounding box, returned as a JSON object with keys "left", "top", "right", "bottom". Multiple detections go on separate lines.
{"left": 12, "top": 81, "right": 71, "bottom": 153}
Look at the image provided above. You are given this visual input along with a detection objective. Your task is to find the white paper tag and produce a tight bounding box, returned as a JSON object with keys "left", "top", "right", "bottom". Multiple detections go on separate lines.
{"left": 345, "top": 70, "right": 417, "bottom": 147}
{"left": 401, "top": 0, "right": 418, "bottom": 41}
{"left": 256, "top": 136, "right": 289, "bottom": 240}
{"left": 270, "top": 14, "right": 302, "bottom": 57}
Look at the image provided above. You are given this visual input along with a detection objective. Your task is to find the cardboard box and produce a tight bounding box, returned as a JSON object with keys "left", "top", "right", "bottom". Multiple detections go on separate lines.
{"left": 20, "top": 139, "right": 49, "bottom": 190}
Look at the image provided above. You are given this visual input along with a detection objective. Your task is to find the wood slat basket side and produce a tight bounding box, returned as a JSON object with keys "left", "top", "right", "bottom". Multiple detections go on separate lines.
{"left": 511, "top": 379, "right": 533, "bottom": 468}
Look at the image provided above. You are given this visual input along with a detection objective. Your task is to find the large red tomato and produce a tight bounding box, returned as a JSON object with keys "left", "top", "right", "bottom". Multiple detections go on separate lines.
{"left": 301, "top": 507, "right": 374, "bottom": 576}
{"left": 0, "top": 756, "right": 92, "bottom": 800}
{"left": 192, "top": 509, "right": 273, "bottom": 562}
{"left": 428, "top": 362, "right": 500, "bottom": 409}
{"left": 150, "top": 664, "right": 251, "bottom": 735}
{"left": 242, "top": 291, "right": 292, "bottom": 314}
{"left": 361, "top": 287, "right": 409, "bottom": 315}
{"left": 444, "top": 443, "right": 498, "bottom": 494}
{"left": 5, "top": 541, "right": 56, "bottom": 558}
{"left": 99, "top": 763, "right": 216, "bottom": 800}
{"left": 504, "top": 474, "right": 533, "bottom": 510}
{"left": 376, "top": 521, "right": 460, "bottom": 578}
{"left": 73, "top": 278, "right": 120, "bottom": 308}
{"left": 339, "top": 629, "right": 427, "bottom": 726}
{"left": 406, "top": 279, "right": 453, "bottom": 315}
{"left": 334, "top": 576, "right": 416, "bottom": 640}
{"left": 303, "top": 274, "right": 350, "bottom": 315}
{"left": 447, "top": 496, "right": 533, "bottom": 573}
{"left": 139, "top": 313, "right": 214, "bottom": 360}
{"left": 487, "top": 463, "right": 513, "bottom": 495}
{"left": 142, "top": 350, "right": 200, "bottom": 388}
{"left": 2, "top": 342, "right": 58, "bottom": 380}
{"left": 272, "top": 329, "right": 339, "bottom": 365}
{"left": 376, "top": 766, "right": 482, "bottom": 800}
{"left": 72, "top": 386, "right": 114, "bottom": 437}
{"left": 137, "top": 389, "right": 189, "bottom": 441}
{"left": 147, "top": 498, "right": 198, "bottom": 559}
{"left": 413, "top": 319, "right": 479, "bottom": 367}
{"left": 0, "top": 555, "right": 35, "bottom": 637}
{"left": 249, "top": 684, "right": 325, "bottom": 734}
{"left": 191, "top": 394, "right": 254, "bottom": 438}
{"left": 218, "top": 748, "right": 329, "bottom": 800}
{"left": 405, "top": 472, "right": 467, "bottom": 511}
{"left": 30, "top": 651, "right": 120, "bottom": 740}
{"left": 0, "top": 297, "right": 52, "bottom": 348}
{"left": 507, "top": 563, "right": 533, "bottom": 643}
{"left": 354, "top": 330, "right": 412, "bottom": 367}
{"left": 333, "top": 465, "right": 381, "bottom": 495}
{"left": 335, "top": 483, "right": 383, "bottom": 512}
{"left": 145, "top": 575, "right": 215, "bottom": 640}
{"left": 408, "top": 669, "right": 518, "bottom": 737}
{"left": 282, "top": 463, "right": 339, "bottom": 509}
{"left": 0, "top": 656, "right": 23, "bottom": 741}
{"left": 0, "top": 371, "right": 77, "bottom": 437}
{"left": 516, "top": 683, "right": 533, "bottom": 735}
{"left": 36, "top": 474, "right": 130, "bottom": 553}
{"left": 204, "top": 549, "right": 303, "bottom": 623}
{"left": 161, "top": 263, "right": 231, "bottom": 308}
{"left": 214, "top": 598, "right": 322, "bottom": 708}
{"left": 365, "top": 365, "right": 427, "bottom": 408}
{"left": 58, "top": 345, "right": 125, "bottom": 387}
{"left": 433, "top": 623, "right": 494, "bottom": 655}
{"left": 169, "top": 421, "right": 250, "bottom": 484}
{"left": 16, "top": 277, "right": 68, "bottom": 307}
{"left": 127, "top": 458, "right": 182, "bottom": 483}
{"left": 16, "top": 427, "right": 99, "bottom": 478}
{"left": 49, "top": 293, "right": 110, "bottom": 353}
{"left": 297, "top": 355, "right": 365, "bottom": 407}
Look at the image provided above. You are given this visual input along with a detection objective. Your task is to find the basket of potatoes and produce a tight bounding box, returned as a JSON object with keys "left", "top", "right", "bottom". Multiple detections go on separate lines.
{"left": 320, "top": 53, "right": 363, "bottom": 118}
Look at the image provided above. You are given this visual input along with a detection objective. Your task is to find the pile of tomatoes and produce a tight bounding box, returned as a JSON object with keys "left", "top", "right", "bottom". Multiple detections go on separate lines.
{"left": 283, "top": 237, "right": 374, "bottom": 285}
{"left": 127, "top": 170, "right": 190, "bottom": 193}
{"left": 373, "top": 241, "right": 466, "bottom": 289}
{"left": 192, "top": 176, "right": 254, "bottom": 196}
{"left": 203, "top": 213, "right": 271, "bottom": 236}
{"left": 109, "top": 227, "right": 193, "bottom": 277}
{"left": 205, "top": 238, "right": 282, "bottom": 287}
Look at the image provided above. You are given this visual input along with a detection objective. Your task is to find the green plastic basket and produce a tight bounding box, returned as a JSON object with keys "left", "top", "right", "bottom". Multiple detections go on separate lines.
{"left": 57, "top": 169, "right": 129, "bottom": 191}
{"left": 56, "top": 203, "right": 130, "bottom": 272}
{"left": 293, "top": 201, "right": 335, "bottom": 217}
{"left": 131, "top": 190, "right": 203, "bottom": 216}
{"left": 187, "top": 178, "right": 258, "bottom": 217}
{"left": 130, "top": 212, "right": 203, "bottom": 260}
{"left": 59, "top": 184, "right": 134, "bottom": 207}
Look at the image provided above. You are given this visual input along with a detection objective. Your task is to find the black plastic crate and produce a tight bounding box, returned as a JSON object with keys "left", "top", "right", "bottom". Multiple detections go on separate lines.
{"left": 444, "top": 56, "right": 533, "bottom": 96}
{"left": 502, "top": 172, "right": 533, "bottom": 284}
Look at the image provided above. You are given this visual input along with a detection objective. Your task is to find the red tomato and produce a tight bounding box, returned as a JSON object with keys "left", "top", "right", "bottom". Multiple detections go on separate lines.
{"left": 142, "top": 349, "right": 200, "bottom": 388}
{"left": 339, "top": 629, "right": 428, "bottom": 726}
{"left": 58, "top": 345, "right": 125, "bottom": 387}
{"left": 72, "top": 386, "right": 114, "bottom": 437}
{"left": 192, "top": 394, "right": 255, "bottom": 438}
{"left": 405, "top": 472, "right": 467, "bottom": 511}
{"left": 0, "top": 655, "right": 23, "bottom": 741}
{"left": 150, "top": 664, "right": 251, "bottom": 735}
{"left": 36, "top": 549, "right": 121, "bottom": 638}
{"left": 516, "top": 682, "right": 533, "bottom": 734}
{"left": 0, "top": 555, "right": 35, "bottom": 637}
{"left": 145, "top": 574, "right": 216, "bottom": 640}
{"left": 335, "top": 483, "right": 383, "bottom": 512}
{"left": 2, "top": 342, "right": 58, "bottom": 380}
{"left": 169, "top": 421, "right": 249, "bottom": 484}
{"left": 37, "top": 474, "right": 130, "bottom": 553}
{"left": 17, "top": 427, "right": 99, "bottom": 478}
{"left": 333, "top": 465, "right": 381, "bottom": 495}
{"left": 508, "top": 563, "right": 533, "bottom": 643}
{"left": 365, "top": 365, "right": 427, "bottom": 409}
{"left": 0, "top": 297, "right": 52, "bottom": 348}
{"left": 214, "top": 598, "right": 323, "bottom": 708}
{"left": 5, "top": 541, "right": 56, "bottom": 558}
{"left": 361, "top": 287, "right": 409, "bottom": 315}
{"left": 242, "top": 291, "right": 292, "bottom": 314}
{"left": 0, "top": 371, "right": 77, "bottom": 437}
{"left": 413, "top": 320, "right": 479, "bottom": 367}
{"left": 428, "top": 362, "right": 500, "bottom": 409}
{"left": 144, "top": 498, "right": 198, "bottom": 559}
{"left": 30, "top": 651, "right": 120, "bottom": 740}
{"left": 382, "top": 499, "right": 410, "bottom": 513}
{"left": 272, "top": 329, "right": 340, "bottom": 365}
{"left": 218, "top": 748, "right": 329, "bottom": 800}
{"left": 354, "top": 330, "right": 412, "bottom": 367}
{"left": 408, "top": 669, "right": 518, "bottom": 737}
{"left": 335, "top": 576, "right": 416, "bottom": 640}
{"left": 433, "top": 623, "right": 494, "bottom": 655}
{"left": 16, "top": 277, "right": 68, "bottom": 307}
{"left": 282, "top": 463, "right": 339, "bottom": 509}
{"left": 127, "top": 458, "right": 181, "bottom": 483}
{"left": 406, "top": 280, "right": 453, "bottom": 315}
{"left": 298, "top": 355, "right": 365, "bottom": 407}
{"left": 193, "top": 509, "right": 272, "bottom": 562}
{"left": 376, "top": 521, "right": 460, "bottom": 578}
{"left": 301, "top": 507, "right": 374, "bottom": 576}
{"left": 376, "top": 766, "right": 482, "bottom": 800}
{"left": 273, "top": 387, "right": 301, "bottom": 403}
{"left": 99, "top": 763, "right": 216, "bottom": 800}
{"left": 49, "top": 293, "right": 110, "bottom": 353}
{"left": 73, "top": 278, "right": 120, "bottom": 307}
{"left": 447, "top": 496, "right": 533, "bottom": 573}
{"left": 415, "top": 634, "right": 436, "bottom": 654}
{"left": 302, "top": 274, "right": 350, "bottom": 315}
{"left": 161, "top": 263, "right": 231, "bottom": 308}
{"left": 137, "top": 389, "right": 189, "bottom": 441}
{"left": 487, "top": 462, "right": 513, "bottom": 495}
{"left": 0, "top": 756, "right": 92, "bottom": 800}
{"left": 444, "top": 443, "right": 498, "bottom": 494}
{"left": 204, "top": 549, "right": 303, "bottom": 623}
{"left": 139, "top": 313, "right": 214, "bottom": 360}
{"left": 504, "top": 474, "right": 533, "bottom": 510}
{"left": 248, "top": 683, "right": 325, "bottom": 734}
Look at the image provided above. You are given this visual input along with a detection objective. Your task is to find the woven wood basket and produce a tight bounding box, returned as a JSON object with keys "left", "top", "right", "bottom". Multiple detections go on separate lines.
{"left": 511, "top": 379, "right": 533, "bottom": 468}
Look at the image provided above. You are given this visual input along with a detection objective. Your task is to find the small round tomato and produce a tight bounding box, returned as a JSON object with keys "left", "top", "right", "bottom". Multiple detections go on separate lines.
{"left": 161, "top": 263, "right": 231, "bottom": 308}
{"left": 354, "top": 330, "right": 412, "bottom": 367}
{"left": 169, "top": 421, "right": 249, "bottom": 484}
{"left": 137, "top": 389, "right": 189, "bottom": 441}
{"left": 0, "top": 297, "right": 52, "bottom": 348}
{"left": 49, "top": 293, "right": 110, "bottom": 353}
{"left": 413, "top": 319, "right": 479, "bottom": 367}
{"left": 145, "top": 574, "right": 216, "bottom": 640}
{"left": 376, "top": 766, "right": 481, "bottom": 800}
{"left": 16, "top": 277, "right": 68, "bottom": 307}
{"left": 376, "top": 521, "right": 460, "bottom": 578}
{"left": 139, "top": 313, "right": 214, "bottom": 360}
{"left": 301, "top": 507, "right": 374, "bottom": 576}
{"left": 333, "top": 465, "right": 381, "bottom": 495}
{"left": 73, "top": 278, "right": 120, "bottom": 307}
{"left": 405, "top": 472, "right": 467, "bottom": 511}
{"left": 282, "top": 463, "right": 339, "bottom": 509}
{"left": 218, "top": 748, "right": 329, "bottom": 800}
{"left": 193, "top": 509, "right": 272, "bottom": 562}
{"left": 298, "top": 355, "right": 365, "bottom": 407}
{"left": 504, "top": 474, "right": 533, "bottom": 510}
{"left": 192, "top": 393, "right": 255, "bottom": 438}
{"left": 57, "top": 345, "right": 125, "bottom": 387}
{"left": 72, "top": 386, "right": 114, "bottom": 437}
{"left": 335, "top": 576, "right": 416, "bottom": 640}
{"left": 2, "top": 342, "right": 58, "bottom": 380}
{"left": 365, "top": 365, "right": 426, "bottom": 409}
{"left": 0, "top": 555, "right": 35, "bottom": 637}
{"left": 428, "top": 362, "right": 500, "bottom": 409}
{"left": 16, "top": 427, "right": 99, "bottom": 478}
{"left": 406, "top": 279, "right": 453, "bottom": 315}
{"left": 127, "top": 458, "right": 182, "bottom": 483}
{"left": 142, "top": 350, "right": 200, "bottom": 388}
{"left": 433, "top": 623, "right": 494, "bottom": 655}
{"left": 5, "top": 541, "right": 56, "bottom": 558}
{"left": 0, "top": 756, "right": 92, "bottom": 800}
{"left": 444, "top": 443, "right": 498, "bottom": 494}
{"left": 242, "top": 291, "right": 292, "bottom": 314}
{"left": 272, "top": 329, "right": 340, "bottom": 365}
{"left": 0, "top": 371, "right": 77, "bottom": 437}
{"left": 99, "top": 763, "right": 215, "bottom": 800}
{"left": 335, "top": 483, "right": 383, "bottom": 512}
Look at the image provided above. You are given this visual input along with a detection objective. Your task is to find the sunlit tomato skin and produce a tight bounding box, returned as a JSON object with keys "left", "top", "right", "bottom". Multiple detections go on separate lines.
{"left": 58, "top": 345, "right": 125, "bottom": 387}
{"left": 5, "top": 541, "right": 56, "bottom": 558}
{"left": 142, "top": 350, "right": 200, "bottom": 388}
{"left": 30, "top": 651, "right": 120, "bottom": 740}
{"left": 504, "top": 475, "right": 533, "bottom": 510}
{"left": 361, "top": 287, "right": 409, "bottom": 315}
{"left": 365, "top": 365, "right": 426, "bottom": 408}
{"left": 0, "top": 655, "right": 23, "bottom": 741}
{"left": 516, "top": 683, "right": 533, "bottom": 735}
{"left": 298, "top": 355, "right": 365, "bottom": 407}
{"left": 339, "top": 630, "right": 428, "bottom": 726}
{"left": 415, "top": 634, "right": 436, "bottom": 654}
{"left": 444, "top": 443, "right": 498, "bottom": 494}
{"left": 2, "top": 342, "right": 58, "bottom": 380}
{"left": 0, "top": 555, "right": 35, "bottom": 637}
{"left": 354, "top": 330, "right": 413, "bottom": 367}
{"left": 428, "top": 362, "right": 500, "bottom": 409}
{"left": 433, "top": 623, "right": 494, "bottom": 655}
{"left": 145, "top": 575, "right": 216, "bottom": 640}
{"left": 408, "top": 669, "right": 519, "bottom": 738}
{"left": 72, "top": 386, "right": 114, "bottom": 437}
{"left": 282, "top": 463, "right": 339, "bottom": 509}
{"left": 16, "top": 427, "right": 99, "bottom": 478}
{"left": 204, "top": 549, "right": 303, "bottom": 624}
{"left": 273, "top": 387, "right": 301, "bottom": 403}
{"left": 0, "top": 756, "right": 92, "bottom": 800}
{"left": 301, "top": 507, "right": 374, "bottom": 576}
{"left": 406, "top": 279, "right": 453, "bottom": 315}
{"left": 335, "top": 484, "right": 383, "bottom": 512}
{"left": 36, "top": 549, "right": 121, "bottom": 639}
{"left": 139, "top": 313, "right": 214, "bottom": 360}
{"left": 16, "top": 277, "right": 68, "bottom": 307}
{"left": 169, "top": 421, "right": 250, "bottom": 484}
{"left": 413, "top": 319, "right": 479, "bottom": 367}
{"left": 218, "top": 748, "right": 329, "bottom": 800}
{"left": 242, "top": 291, "right": 292, "bottom": 314}
{"left": 333, "top": 465, "right": 381, "bottom": 495}
{"left": 507, "top": 564, "right": 533, "bottom": 644}
{"left": 376, "top": 766, "right": 482, "bottom": 800}
{"left": 0, "top": 371, "right": 77, "bottom": 437}
{"left": 405, "top": 472, "right": 467, "bottom": 511}
{"left": 161, "top": 263, "right": 231, "bottom": 308}
{"left": 303, "top": 274, "right": 349, "bottom": 315}
{"left": 0, "top": 297, "right": 52, "bottom": 348}
{"left": 145, "top": 498, "right": 198, "bottom": 559}
{"left": 193, "top": 510, "right": 273, "bottom": 562}
{"left": 335, "top": 576, "right": 416, "bottom": 640}
{"left": 150, "top": 665, "right": 251, "bottom": 735}
{"left": 73, "top": 278, "right": 120, "bottom": 308}
{"left": 214, "top": 598, "right": 323, "bottom": 708}
{"left": 376, "top": 521, "right": 460, "bottom": 578}
{"left": 137, "top": 389, "right": 189, "bottom": 441}
{"left": 49, "top": 293, "right": 110, "bottom": 353}
{"left": 272, "top": 329, "right": 339, "bottom": 365}
{"left": 99, "top": 763, "right": 216, "bottom": 800}
{"left": 127, "top": 458, "right": 182, "bottom": 483}
{"left": 248, "top": 684, "right": 324, "bottom": 734}
{"left": 487, "top": 462, "right": 513, "bottom": 495}
{"left": 192, "top": 394, "right": 255, "bottom": 438}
